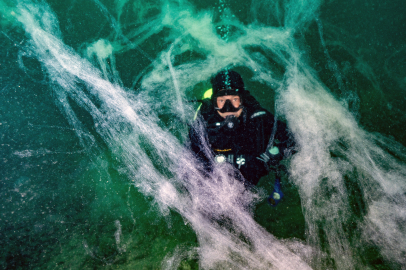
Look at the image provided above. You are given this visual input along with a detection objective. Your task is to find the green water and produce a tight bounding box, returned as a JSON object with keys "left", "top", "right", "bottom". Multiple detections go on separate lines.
{"left": 1, "top": 0, "right": 406, "bottom": 269}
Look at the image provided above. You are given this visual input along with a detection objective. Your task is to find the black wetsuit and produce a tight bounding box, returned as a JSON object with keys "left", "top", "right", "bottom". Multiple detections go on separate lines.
{"left": 189, "top": 93, "right": 295, "bottom": 187}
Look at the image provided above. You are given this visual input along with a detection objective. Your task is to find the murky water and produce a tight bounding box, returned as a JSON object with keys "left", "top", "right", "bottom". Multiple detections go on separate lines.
{"left": 1, "top": 0, "right": 406, "bottom": 269}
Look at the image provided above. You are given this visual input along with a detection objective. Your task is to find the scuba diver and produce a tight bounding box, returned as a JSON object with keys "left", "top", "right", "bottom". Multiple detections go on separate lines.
{"left": 189, "top": 70, "right": 296, "bottom": 205}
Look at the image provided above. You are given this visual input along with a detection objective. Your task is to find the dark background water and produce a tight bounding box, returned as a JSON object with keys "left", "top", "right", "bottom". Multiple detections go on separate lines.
{"left": 1, "top": 0, "right": 405, "bottom": 269}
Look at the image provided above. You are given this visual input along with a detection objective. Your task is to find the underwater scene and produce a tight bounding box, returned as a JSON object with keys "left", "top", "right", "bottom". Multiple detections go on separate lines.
{"left": 1, "top": 0, "right": 406, "bottom": 269}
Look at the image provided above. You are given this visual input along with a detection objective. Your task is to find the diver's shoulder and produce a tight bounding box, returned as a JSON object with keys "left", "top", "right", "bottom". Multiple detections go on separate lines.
{"left": 247, "top": 106, "right": 272, "bottom": 119}
{"left": 198, "top": 99, "right": 216, "bottom": 121}
{"left": 200, "top": 99, "right": 213, "bottom": 114}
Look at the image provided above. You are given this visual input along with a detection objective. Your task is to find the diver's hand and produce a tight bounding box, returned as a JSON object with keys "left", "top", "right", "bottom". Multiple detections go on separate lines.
{"left": 256, "top": 146, "right": 281, "bottom": 166}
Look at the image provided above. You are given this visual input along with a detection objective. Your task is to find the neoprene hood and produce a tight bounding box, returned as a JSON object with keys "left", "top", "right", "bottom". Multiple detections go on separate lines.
{"left": 211, "top": 70, "right": 245, "bottom": 98}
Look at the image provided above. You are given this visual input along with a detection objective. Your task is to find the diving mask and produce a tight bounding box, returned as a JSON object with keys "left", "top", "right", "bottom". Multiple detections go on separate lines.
{"left": 216, "top": 99, "right": 242, "bottom": 113}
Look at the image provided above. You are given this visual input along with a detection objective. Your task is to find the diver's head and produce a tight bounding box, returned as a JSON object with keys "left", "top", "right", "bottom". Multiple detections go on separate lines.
{"left": 216, "top": 95, "right": 242, "bottom": 118}
{"left": 211, "top": 70, "right": 245, "bottom": 118}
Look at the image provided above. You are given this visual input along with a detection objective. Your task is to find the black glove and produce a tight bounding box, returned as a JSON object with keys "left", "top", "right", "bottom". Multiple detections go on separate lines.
{"left": 256, "top": 146, "right": 282, "bottom": 167}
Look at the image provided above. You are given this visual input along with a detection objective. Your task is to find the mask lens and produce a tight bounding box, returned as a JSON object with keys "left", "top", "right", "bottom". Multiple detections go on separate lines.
{"left": 218, "top": 98, "right": 240, "bottom": 113}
